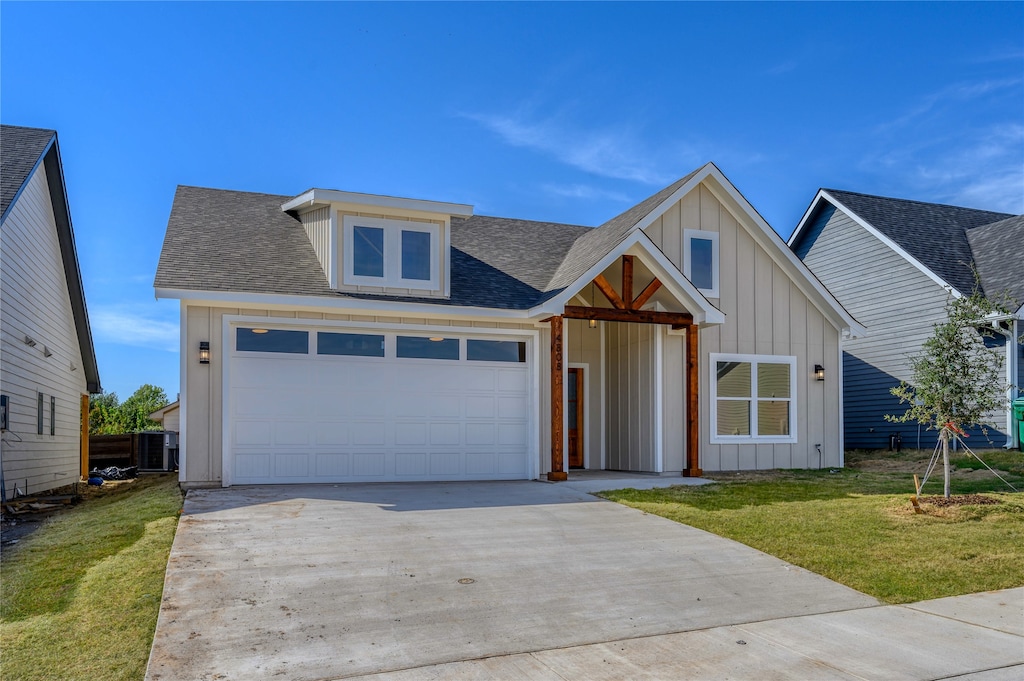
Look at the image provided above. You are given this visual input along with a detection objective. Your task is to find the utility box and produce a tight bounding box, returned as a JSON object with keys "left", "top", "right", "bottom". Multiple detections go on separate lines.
{"left": 1013, "top": 398, "right": 1024, "bottom": 452}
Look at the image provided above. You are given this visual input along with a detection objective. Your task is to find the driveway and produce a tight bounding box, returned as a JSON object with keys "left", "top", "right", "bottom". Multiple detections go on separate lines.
{"left": 146, "top": 481, "right": 1021, "bottom": 680}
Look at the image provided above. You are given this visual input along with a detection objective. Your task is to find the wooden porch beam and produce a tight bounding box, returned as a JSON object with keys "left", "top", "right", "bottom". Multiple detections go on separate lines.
{"left": 684, "top": 324, "right": 702, "bottom": 477}
{"left": 548, "top": 315, "right": 567, "bottom": 481}
{"left": 563, "top": 305, "right": 693, "bottom": 327}
{"left": 631, "top": 278, "right": 663, "bottom": 310}
{"left": 593, "top": 274, "right": 626, "bottom": 310}
{"left": 621, "top": 255, "right": 634, "bottom": 307}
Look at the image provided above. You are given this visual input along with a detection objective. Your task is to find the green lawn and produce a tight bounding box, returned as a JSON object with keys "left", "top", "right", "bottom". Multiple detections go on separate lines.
{"left": 1, "top": 474, "right": 183, "bottom": 681}
{"left": 600, "top": 453, "right": 1024, "bottom": 604}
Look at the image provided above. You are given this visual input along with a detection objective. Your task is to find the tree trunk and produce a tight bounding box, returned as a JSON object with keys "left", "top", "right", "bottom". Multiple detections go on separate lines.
{"left": 942, "top": 427, "right": 951, "bottom": 499}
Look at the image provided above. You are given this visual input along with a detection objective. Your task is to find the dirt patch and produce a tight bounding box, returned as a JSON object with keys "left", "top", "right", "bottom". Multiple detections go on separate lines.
{"left": 919, "top": 494, "right": 1002, "bottom": 507}
{"left": 1, "top": 476, "right": 159, "bottom": 558}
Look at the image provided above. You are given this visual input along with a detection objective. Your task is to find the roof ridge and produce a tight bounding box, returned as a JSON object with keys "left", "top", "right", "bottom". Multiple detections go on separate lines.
{"left": 824, "top": 188, "right": 1013, "bottom": 219}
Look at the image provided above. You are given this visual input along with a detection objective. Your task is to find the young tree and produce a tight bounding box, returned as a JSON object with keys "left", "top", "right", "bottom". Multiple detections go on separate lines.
{"left": 886, "top": 287, "right": 1010, "bottom": 498}
{"left": 89, "top": 391, "right": 124, "bottom": 435}
{"left": 120, "top": 384, "right": 169, "bottom": 433}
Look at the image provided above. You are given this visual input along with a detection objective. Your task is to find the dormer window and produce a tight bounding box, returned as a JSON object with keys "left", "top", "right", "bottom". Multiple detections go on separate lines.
{"left": 343, "top": 215, "right": 440, "bottom": 289}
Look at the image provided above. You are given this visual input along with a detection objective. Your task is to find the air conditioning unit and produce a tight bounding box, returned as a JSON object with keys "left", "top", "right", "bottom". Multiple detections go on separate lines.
{"left": 139, "top": 431, "right": 177, "bottom": 471}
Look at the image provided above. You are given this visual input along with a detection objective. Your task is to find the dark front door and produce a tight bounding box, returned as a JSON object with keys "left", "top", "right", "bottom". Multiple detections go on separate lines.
{"left": 568, "top": 368, "right": 584, "bottom": 468}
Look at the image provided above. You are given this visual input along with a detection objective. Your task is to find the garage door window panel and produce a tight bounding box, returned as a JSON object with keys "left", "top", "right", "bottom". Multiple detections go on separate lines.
{"left": 317, "top": 332, "right": 385, "bottom": 357}
{"left": 237, "top": 328, "right": 309, "bottom": 354}
{"left": 467, "top": 339, "right": 526, "bottom": 363}
{"left": 397, "top": 336, "right": 459, "bottom": 360}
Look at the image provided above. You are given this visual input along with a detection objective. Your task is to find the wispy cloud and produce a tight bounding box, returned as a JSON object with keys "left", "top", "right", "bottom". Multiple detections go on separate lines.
{"left": 876, "top": 78, "right": 1022, "bottom": 131}
{"left": 541, "top": 183, "right": 632, "bottom": 202}
{"left": 765, "top": 60, "right": 798, "bottom": 76}
{"left": 92, "top": 305, "right": 179, "bottom": 353}
{"left": 868, "top": 123, "right": 1024, "bottom": 214}
{"left": 460, "top": 111, "right": 682, "bottom": 185}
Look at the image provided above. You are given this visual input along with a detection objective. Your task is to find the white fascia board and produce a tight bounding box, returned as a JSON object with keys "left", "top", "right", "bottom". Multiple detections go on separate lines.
{"left": 155, "top": 287, "right": 532, "bottom": 321}
{"left": 818, "top": 191, "right": 961, "bottom": 299}
{"left": 282, "top": 188, "right": 473, "bottom": 218}
{"left": 788, "top": 188, "right": 829, "bottom": 248}
{"left": 701, "top": 175, "right": 867, "bottom": 339}
{"left": 528, "top": 230, "right": 725, "bottom": 325}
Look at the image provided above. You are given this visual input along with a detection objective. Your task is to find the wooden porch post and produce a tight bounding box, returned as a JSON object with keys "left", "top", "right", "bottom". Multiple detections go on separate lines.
{"left": 548, "top": 315, "right": 567, "bottom": 481}
{"left": 684, "top": 323, "right": 702, "bottom": 477}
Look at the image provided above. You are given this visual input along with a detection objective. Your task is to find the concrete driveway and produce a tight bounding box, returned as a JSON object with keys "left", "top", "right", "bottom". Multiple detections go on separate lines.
{"left": 146, "top": 481, "right": 1023, "bottom": 680}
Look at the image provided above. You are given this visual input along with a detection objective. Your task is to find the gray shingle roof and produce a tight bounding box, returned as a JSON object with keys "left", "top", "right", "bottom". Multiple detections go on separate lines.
{"left": 156, "top": 170, "right": 714, "bottom": 311}
{"left": 1, "top": 125, "right": 56, "bottom": 220}
{"left": 824, "top": 189, "right": 1014, "bottom": 296}
{"left": 965, "top": 214, "right": 1024, "bottom": 308}
{"left": 547, "top": 168, "right": 701, "bottom": 290}
{"left": 155, "top": 186, "right": 592, "bottom": 309}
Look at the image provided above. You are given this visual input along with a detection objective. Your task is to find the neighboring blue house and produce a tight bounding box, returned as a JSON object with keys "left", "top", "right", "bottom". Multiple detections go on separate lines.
{"left": 789, "top": 189, "right": 1023, "bottom": 450}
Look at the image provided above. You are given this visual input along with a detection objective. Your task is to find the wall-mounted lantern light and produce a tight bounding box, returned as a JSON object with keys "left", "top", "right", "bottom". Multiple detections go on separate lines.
{"left": 199, "top": 341, "right": 211, "bottom": 364}
{"left": 589, "top": 319, "right": 597, "bottom": 329}
{"left": 814, "top": 364, "right": 825, "bottom": 381}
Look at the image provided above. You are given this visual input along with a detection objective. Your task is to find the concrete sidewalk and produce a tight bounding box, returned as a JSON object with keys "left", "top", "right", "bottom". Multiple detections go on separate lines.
{"left": 352, "top": 589, "right": 1023, "bottom": 680}
{"left": 147, "top": 479, "right": 1023, "bottom": 680}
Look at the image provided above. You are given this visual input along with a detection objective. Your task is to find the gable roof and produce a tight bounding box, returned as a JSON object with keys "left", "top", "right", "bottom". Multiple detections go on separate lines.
{"left": 965, "top": 214, "right": 1024, "bottom": 309}
{"left": 154, "top": 164, "right": 859, "bottom": 334}
{"left": 0, "top": 125, "right": 101, "bottom": 392}
{"left": 792, "top": 189, "right": 1014, "bottom": 297}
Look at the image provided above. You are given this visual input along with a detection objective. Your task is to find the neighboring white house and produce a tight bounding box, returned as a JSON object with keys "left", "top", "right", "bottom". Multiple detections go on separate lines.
{"left": 155, "top": 163, "right": 862, "bottom": 488}
{"left": 789, "top": 189, "right": 1023, "bottom": 450}
{"left": 1, "top": 125, "right": 101, "bottom": 498}
{"left": 149, "top": 400, "right": 180, "bottom": 433}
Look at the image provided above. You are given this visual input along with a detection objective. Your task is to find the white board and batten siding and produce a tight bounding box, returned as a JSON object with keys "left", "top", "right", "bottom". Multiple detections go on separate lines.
{"left": 0, "top": 163, "right": 87, "bottom": 495}
{"left": 643, "top": 182, "right": 844, "bottom": 470}
{"left": 299, "top": 206, "right": 332, "bottom": 283}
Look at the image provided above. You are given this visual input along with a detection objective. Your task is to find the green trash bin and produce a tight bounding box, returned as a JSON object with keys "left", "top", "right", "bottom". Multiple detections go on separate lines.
{"left": 1014, "top": 398, "right": 1024, "bottom": 452}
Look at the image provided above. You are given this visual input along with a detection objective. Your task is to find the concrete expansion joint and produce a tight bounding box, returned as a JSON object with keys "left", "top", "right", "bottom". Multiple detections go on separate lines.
{"left": 899, "top": 602, "right": 1024, "bottom": 638}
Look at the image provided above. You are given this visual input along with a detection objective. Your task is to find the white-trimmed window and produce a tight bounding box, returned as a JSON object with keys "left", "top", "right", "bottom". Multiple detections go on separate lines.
{"left": 343, "top": 215, "right": 439, "bottom": 290}
{"left": 683, "top": 229, "right": 719, "bottom": 298}
{"left": 710, "top": 353, "right": 796, "bottom": 443}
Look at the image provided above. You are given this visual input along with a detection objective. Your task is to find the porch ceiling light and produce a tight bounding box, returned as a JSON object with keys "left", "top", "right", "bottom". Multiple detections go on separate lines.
{"left": 429, "top": 337, "right": 444, "bottom": 342}
{"left": 589, "top": 319, "right": 597, "bottom": 329}
{"left": 199, "top": 341, "right": 211, "bottom": 365}
{"left": 251, "top": 328, "right": 269, "bottom": 334}
{"left": 814, "top": 364, "right": 825, "bottom": 381}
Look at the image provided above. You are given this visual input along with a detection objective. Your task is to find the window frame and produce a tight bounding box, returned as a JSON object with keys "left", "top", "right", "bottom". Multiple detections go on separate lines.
{"left": 683, "top": 228, "right": 720, "bottom": 298}
{"left": 342, "top": 215, "right": 440, "bottom": 290}
{"left": 709, "top": 353, "right": 797, "bottom": 444}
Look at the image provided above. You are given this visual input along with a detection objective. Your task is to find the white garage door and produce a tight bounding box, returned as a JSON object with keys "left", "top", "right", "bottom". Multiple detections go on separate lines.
{"left": 225, "top": 326, "right": 533, "bottom": 485}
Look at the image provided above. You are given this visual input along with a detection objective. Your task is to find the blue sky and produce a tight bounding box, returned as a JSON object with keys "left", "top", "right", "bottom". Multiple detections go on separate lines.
{"left": 2, "top": 2, "right": 1022, "bottom": 402}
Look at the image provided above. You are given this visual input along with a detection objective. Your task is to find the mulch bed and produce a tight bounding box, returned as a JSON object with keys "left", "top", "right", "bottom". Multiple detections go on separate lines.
{"left": 919, "top": 494, "right": 1002, "bottom": 507}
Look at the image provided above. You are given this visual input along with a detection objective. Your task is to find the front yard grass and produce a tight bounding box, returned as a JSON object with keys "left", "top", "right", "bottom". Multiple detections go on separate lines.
{"left": 1, "top": 474, "right": 184, "bottom": 681}
{"left": 600, "top": 450, "right": 1024, "bottom": 604}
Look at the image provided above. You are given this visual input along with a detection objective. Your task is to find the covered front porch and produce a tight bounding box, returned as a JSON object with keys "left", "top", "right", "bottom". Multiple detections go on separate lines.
{"left": 541, "top": 250, "right": 715, "bottom": 481}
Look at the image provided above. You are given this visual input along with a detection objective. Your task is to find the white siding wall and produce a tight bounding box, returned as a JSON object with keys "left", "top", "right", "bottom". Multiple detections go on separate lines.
{"left": 0, "top": 163, "right": 87, "bottom": 495}
{"left": 300, "top": 206, "right": 331, "bottom": 282}
{"left": 605, "top": 322, "right": 658, "bottom": 472}
{"left": 182, "top": 305, "right": 536, "bottom": 485}
{"left": 644, "top": 183, "right": 844, "bottom": 470}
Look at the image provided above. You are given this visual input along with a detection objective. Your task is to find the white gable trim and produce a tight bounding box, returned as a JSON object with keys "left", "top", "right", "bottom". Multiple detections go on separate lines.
{"left": 791, "top": 190, "right": 961, "bottom": 299}
{"left": 697, "top": 172, "right": 867, "bottom": 338}
{"left": 282, "top": 189, "right": 473, "bottom": 218}
{"left": 529, "top": 229, "right": 726, "bottom": 325}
